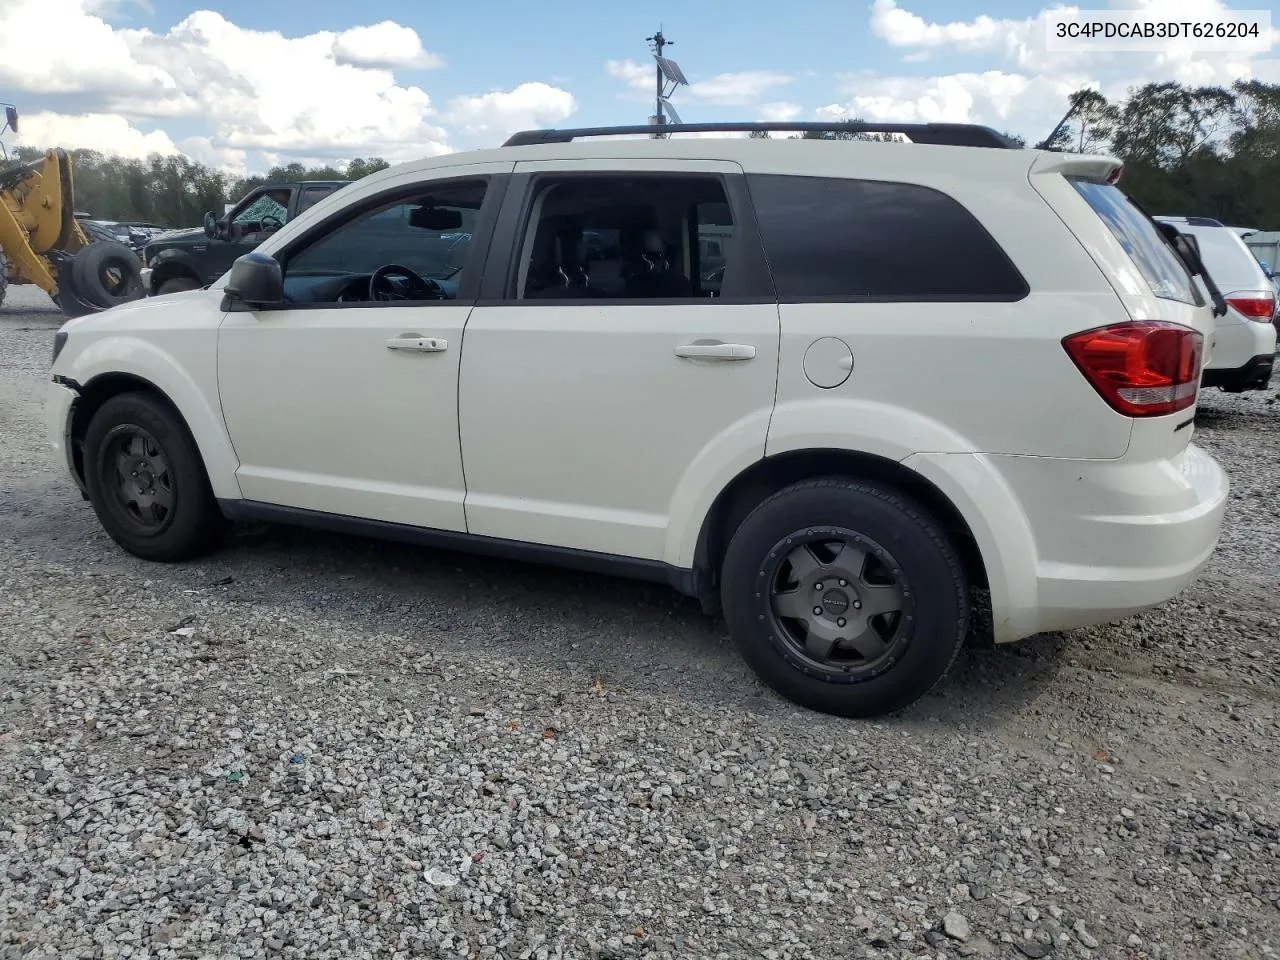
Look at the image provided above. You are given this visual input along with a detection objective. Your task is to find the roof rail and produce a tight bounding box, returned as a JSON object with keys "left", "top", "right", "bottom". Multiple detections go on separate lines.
{"left": 502, "top": 121, "right": 1023, "bottom": 149}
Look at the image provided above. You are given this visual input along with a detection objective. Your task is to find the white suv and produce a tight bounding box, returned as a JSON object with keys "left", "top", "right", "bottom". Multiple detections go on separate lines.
{"left": 45, "top": 122, "right": 1229, "bottom": 718}
{"left": 1154, "top": 216, "right": 1276, "bottom": 392}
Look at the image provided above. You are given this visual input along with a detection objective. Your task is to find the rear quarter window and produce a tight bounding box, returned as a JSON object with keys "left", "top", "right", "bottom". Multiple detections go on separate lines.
{"left": 745, "top": 174, "right": 1028, "bottom": 301}
{"left": 1070, "top": 180, "right": 1201, "bottom": 306}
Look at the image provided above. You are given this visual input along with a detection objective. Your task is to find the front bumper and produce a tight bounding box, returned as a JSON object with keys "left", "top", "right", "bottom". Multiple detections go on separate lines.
{"left": 45, "top": 380, "right": 87, "bottom": 497}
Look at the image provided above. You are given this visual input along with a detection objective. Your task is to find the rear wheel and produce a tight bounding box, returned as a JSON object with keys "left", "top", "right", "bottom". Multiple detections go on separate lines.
{"left": 82, "top": 392, "right": 225, "bottom": 561}
{"left": 157, "top": 276, "right": 200, "bottom": 296}
{"left": 720, "top": 478, "right": 969, "bottom": 718}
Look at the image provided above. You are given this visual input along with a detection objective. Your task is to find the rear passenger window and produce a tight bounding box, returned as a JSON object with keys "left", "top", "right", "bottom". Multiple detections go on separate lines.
{"left": 512, "top": 175, "right": 733, "bottom": 300}
{"left": 747, "top": 174, "right": 1028, "bottom": 300}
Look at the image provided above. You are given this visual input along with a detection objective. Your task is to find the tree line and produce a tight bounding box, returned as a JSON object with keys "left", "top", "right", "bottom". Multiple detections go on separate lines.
{"left": 7, "top": 146, "right": 390, "bottom": 228}
{"left": 9, "top": 78, "right": 1279, "bottom": 230}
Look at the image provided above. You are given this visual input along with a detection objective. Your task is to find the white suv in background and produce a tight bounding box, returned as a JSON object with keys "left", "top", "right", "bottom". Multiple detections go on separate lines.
{"left": 1155, "top": 216, "right": 1277, "bottom": 392}
{"left": 46, "top": 122, "right": 1229, "bottom": 718}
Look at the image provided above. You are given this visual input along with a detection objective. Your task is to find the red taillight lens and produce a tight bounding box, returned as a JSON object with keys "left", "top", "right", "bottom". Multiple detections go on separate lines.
{"left": 1063, "top": 321, "right": 1203, "bottom": 418}
{"left": 1224, "top": 292, "right": 1277, "bottom": 322}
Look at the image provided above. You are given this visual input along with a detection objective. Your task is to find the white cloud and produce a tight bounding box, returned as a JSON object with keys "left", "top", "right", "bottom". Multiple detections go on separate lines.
{"left": 0, "top": 1, "right": 573, "bottom": 171}
{"left": 844, "top": 0, "right": 1280, "bottom": 144}
{"left": 606, "top": 59, "right": 655, "bottom": 96}
{"left": 332, "top": 21, "right": 444, "bottom": 70}
{"left": 15, "top": 111, "right": 178, "bottom": 159}
{"left": 606, "top": 58, "right": 793, "bottom": 106}
{"left": 759, "top": 102, "right": 803, "bottom": 122}
{"left": 442, "top": 82, "right": 577, "bottom": 139}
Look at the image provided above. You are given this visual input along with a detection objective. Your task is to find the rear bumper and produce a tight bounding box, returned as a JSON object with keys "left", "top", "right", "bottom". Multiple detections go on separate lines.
{"left": 1202, "top": 352, "right": 1274, "bottom": 392}
{"left": 905, "top": 444, "right": 1229, "bottom": 643}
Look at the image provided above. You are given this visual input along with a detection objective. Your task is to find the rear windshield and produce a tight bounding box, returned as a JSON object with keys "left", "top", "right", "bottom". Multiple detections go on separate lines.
{"left": 1070, "top": 179, "right": 1201, "bottom": 306}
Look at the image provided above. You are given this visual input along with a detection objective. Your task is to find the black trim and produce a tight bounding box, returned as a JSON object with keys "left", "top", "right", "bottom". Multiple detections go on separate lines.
{"left": 503, "top": 122, "right": 1022, "bottom": 150}
{"left": 217, "top": 500, "right": 700, "bottom": 597}
{"left": 476, "top": 168, "right": 777, "bottom": 305}
{"left": 1201, "top": 353, "right": 1275, "bottom": 392}
{"left": 225, "top": 174, "right": 510, "bottom": 312}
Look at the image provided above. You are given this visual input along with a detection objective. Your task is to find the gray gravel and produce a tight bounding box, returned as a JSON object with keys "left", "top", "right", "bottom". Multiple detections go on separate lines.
{"left": 2, "top": 287, "right": 1278, "bottom": 959}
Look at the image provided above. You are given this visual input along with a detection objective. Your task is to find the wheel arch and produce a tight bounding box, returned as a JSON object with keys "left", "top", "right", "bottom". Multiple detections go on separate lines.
{"left": 148, "top": 257, "right": 202, "bottom": 290}
{"left": 66, "top": 369, "right": 241, "bottom": 501}
{"left": 689, "top": 448, "right": 989, "bottom": 614}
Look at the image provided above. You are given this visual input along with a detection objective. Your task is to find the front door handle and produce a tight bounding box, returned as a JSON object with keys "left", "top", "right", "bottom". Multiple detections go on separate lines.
{"left": 674, "top": 341, "right": 756, "bottom": 361}
{"left": 385, "top": 335, "right": 448, "bottom": 353}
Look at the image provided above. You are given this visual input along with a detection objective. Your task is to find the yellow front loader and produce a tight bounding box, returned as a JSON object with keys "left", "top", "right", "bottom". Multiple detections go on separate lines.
{"left": 0, "top": 104, "right": 144, "bottom": 317}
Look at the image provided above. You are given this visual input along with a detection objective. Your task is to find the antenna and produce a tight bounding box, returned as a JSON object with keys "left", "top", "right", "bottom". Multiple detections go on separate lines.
{"left": 644, "top": 27, "right": 688, "bottom": 138}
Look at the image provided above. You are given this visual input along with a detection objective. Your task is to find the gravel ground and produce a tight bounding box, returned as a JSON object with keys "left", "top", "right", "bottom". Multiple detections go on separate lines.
{"left": 1, "top": 284, "right": 1278, "bottom": 960}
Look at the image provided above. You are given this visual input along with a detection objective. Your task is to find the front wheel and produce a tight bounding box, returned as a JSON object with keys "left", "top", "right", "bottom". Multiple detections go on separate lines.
{"left": 82, "top": 392, "right": 225, "bottom": 561}
{"left": 720, "top": 478, "right": 969, "bottom": 718}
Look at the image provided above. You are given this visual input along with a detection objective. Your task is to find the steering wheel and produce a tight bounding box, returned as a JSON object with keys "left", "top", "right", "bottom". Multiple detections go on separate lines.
{"left": 369, "top": 263, "right": 444, "bottom": 302}
{"left": 260, "top": 214, "right": 284, "bottom": 232}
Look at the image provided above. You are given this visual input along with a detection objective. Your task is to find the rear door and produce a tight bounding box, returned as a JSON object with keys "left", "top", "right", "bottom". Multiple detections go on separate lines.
{"left": 456, "top": 159, "right": 779, "bottom": 561}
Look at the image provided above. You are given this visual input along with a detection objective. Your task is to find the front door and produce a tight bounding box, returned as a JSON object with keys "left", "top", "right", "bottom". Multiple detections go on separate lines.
{"left": 458, "top": 161, "right": 780, "bottom": 562}
{"left": 217, "top": 171, "right": 504, "bottom": 530}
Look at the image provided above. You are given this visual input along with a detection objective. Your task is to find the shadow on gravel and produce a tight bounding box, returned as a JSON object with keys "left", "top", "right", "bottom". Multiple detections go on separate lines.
{"left": 206, "top": 521, "right": 1075, "bottom": 727}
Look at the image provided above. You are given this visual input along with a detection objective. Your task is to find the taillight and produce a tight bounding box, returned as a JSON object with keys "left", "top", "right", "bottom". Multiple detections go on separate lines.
{"left": 1063, "top": 321, "right": 1203, "bottom": 418}
{"left": 1223, "top": 291, "right": 1277, "bottom": 322}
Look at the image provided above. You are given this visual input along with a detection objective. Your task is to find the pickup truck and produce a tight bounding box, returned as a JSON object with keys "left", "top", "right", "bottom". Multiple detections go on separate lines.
{"left": 140, "top": 180, "right": 348, "bottom": 296}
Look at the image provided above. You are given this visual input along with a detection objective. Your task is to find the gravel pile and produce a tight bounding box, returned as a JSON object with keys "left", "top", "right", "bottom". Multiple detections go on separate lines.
{"left": 1, "top": 294, "right": 1277, "bottom": 959}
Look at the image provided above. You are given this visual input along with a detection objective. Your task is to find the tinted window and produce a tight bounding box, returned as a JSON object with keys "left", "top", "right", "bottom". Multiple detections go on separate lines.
{"left": 513, "top": 175, "right": 733, "bottom": 300}
{"left": 286, "top": 180, "right": 484, "bottom": 286}
{"left": 1072, "top": 181, "right": 1199, "bottom": 305}
{"left": 747, "top": 174, "right": 1027, "bottom": 300}
{"left": 298, "top": 184, "right": 344, "bottom": 213}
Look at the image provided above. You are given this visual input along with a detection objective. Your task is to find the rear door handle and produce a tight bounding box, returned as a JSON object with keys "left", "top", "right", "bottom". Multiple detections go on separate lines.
{"left": 385, "top": 335, "right": 448, "bottom": 353}
{"left": 674, "top": 341, "right": 756, "bottom": 361}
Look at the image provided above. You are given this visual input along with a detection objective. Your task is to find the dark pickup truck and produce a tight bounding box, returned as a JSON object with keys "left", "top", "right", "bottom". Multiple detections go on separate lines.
{"left": 141, "top": 180, "right": 348, "bottom": 296}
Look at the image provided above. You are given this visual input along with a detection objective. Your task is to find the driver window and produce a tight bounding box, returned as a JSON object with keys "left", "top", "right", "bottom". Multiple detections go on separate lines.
{"left": 283, "top": 179, "right": 485, "bottom": 305}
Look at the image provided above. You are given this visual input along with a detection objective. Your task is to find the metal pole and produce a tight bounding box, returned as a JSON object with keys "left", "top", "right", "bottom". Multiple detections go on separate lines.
{"left": 647, "top": 29, "right": 669, "bottom": 138}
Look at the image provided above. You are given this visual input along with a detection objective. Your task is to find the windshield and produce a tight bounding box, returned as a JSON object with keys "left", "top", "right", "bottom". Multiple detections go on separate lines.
{"left": 1070, "top": 179, "right": 1201, "bottom": 306}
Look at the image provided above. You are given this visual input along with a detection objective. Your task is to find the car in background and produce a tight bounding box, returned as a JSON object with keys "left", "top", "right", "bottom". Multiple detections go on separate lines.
{"left": 1155, "top": 216, "right": 1277, "bottom": 391}
{"left": 140, "top": 180, "right": 349, "bottom": 296}
{"left": 74, "top": 214, "right": 168, "bottom": 259}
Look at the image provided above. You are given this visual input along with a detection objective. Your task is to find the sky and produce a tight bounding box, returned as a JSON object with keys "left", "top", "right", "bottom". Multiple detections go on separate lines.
{"left": 0, "top": 0, "right": 1276, "bottom": 175}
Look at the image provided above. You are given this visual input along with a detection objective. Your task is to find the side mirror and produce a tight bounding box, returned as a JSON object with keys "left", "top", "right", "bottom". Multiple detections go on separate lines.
{"left": 203, "top": 212, "right": 218, "bottom": 239}
{"left": 4, "top": 106, "right": 16, "bottom": 134}
{"left": 223, "top": 252, "right": 283, "bottom": 309}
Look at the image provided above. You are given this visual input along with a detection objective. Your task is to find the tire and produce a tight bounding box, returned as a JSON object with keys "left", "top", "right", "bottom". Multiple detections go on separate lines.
{"left": 157, "top": 276, "right": 200, "bottom": 296}
{"left": 82, "top": 392, "right": 225, "bottom": 562}
{"left": 72, "top": 241, "right": 144, "bottom": 309}
{"left": 720, "top": 478, "right": 969, "bottom": 718}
